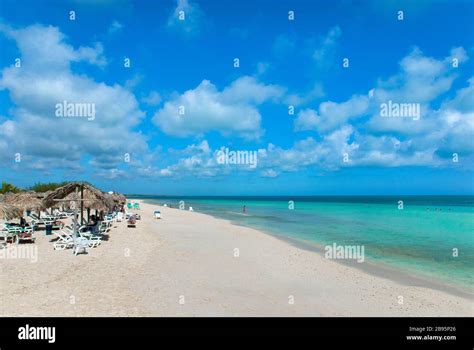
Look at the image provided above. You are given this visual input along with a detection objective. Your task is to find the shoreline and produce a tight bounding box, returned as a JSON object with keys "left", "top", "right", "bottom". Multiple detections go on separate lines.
{"left": 140, "top": 198, "right": 473, "bottom": 300}
{"left": 1, "top": 199, "right": 472, "bottom": 317}
{"left": 270, "top": 233, "right": 473, "bottom": 300}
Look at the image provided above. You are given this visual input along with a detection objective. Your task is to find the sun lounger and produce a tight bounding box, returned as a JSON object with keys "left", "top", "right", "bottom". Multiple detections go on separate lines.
{"left": 17, "top": 226, "right": 36, "bottom": 244}
{"left": 98, "top": 222, "right": 111, "bottom": 235}
{"left": 127, "top": 216, "right": 137, "bottom": 228}
{"left": 53, "top": 231, "right": 75, "bottom": 250}
{"left": 1, "top": 223, "right": 23, "bottom": 234}
{"left": 78, "top": 231, "right": 101, "bottom": 248}
{"left": 0, "top": 230, "right": 16, "bottom": 245}
{"left": 52, "top": 209, "right": 73, "bottom": 219}
{"left": 30, "top": 214, "right": 55, "bottom": 226}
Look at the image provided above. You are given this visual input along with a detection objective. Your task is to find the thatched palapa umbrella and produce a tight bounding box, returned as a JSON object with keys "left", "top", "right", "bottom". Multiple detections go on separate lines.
{"left": 0, "top": 202, "right": 23, "bottom": 221}
{"left": 2, "top": 191, "right": 44, "bottom": 212}
{"left": 42, "top": 182, "right": 116, "bottom": 224}
{"left": 64, "top": 191, "right": 113, "bottom": 212}
{"left": 112, "top": 193, "right": 127, "bottom": 205}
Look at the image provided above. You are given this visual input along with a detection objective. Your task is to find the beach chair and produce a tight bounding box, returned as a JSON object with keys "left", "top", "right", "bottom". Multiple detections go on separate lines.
{"left": 1, "top": 223, "right": 23, "bottom": 234}
{"left": 78, "top": 231, "right": 101, "bottom": 248}
{"left": 98, "top": 222, "right": 111, "bottom": 234}
{"left": 127, "top": 203, "right": 133, "bottom": 209}
{"left": 1, "top": 232, "right": 17, "bottom": 244}
{"left": 154, "top": 210, "right": 161, "bottom": 219}
{"left": 133, "top": 203, "right": 140, "bottom": 210}
{"left": 73, "top": 237, "right": 89, "bottom": 256}
{"left": 30, "top": 214, "right": 54, "bottom": 226}
{"left": 127, "top": 215, "right": 137, "bottom": 228}
{"left": 116, "top": 212, "right": 123, "bottom": 222}
{"left": 17, "top": 226, "right": 36, "bottom": 244}
{"left": 0, "top": 231, "right": 11, "bottom": 245}
{"left": 53, "top": 231, "right": 75, "bottom": 250}
{"left": 52, "top": 209, "right": 70, "bottom": 219}
{"left": 102, "top": 217, "right": 114, "bottom": 226}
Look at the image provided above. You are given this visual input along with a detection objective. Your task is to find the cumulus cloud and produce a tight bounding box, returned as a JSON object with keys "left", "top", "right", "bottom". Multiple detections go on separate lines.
{"left": 0, "top": 24, "right": 106, "bottom": 71}
{"left": 0, "top": 24, "right": 147, "bottom": 173}
{"left": 294, "top": 94, "right": 370, "bottom": 132}
{"left": 152, "top": 47, "right": 473, "bottom": 178}
{"left": 152, "top": 76, "right": 284, "bottom": 139}
{"left": 291, "top": 46, "right": 473, "bottom": 172}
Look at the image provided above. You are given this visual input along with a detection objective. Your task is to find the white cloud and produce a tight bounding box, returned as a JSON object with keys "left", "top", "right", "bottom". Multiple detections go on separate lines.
{"left": 291, "top": 46, "right": 474, "bottom": 170}
{"left": 294, "top": 94, "right": 369, "bottom": 132}
{"left": 141, "top": 91, "right": 162, "bottom": 106}
{"left": 313, "top": 26, "right": 341, "bottom": 66}
{"left": 152, "top": 76, "right": 284, "bottom": 139}
{"left": 260, "top": 169, "right": 278, "bottom": 178}
{"left": 108, "top": 20, "right": 123, "bottom": 34}
{"left": 285, "top": 83, "right": 325, "bottom": 106}
{"left": 0, "top": 24, "right": 147, "bottom": 173}
{"left": 167, "top": 0, "right": 204, "bottom": 37}
{"left": 0, "top": 24, "right": 106, "bottom": 71}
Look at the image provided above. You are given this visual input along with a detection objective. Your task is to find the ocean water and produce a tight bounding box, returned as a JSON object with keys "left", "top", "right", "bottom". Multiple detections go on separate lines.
{"left": 132, "top": 195, "right": 474, "bottom": 290}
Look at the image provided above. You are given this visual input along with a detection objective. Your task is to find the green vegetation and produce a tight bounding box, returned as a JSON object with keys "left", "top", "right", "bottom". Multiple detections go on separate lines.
{"left": 0, "top": 182, "right": 21, "bottom": 194}
{"left": 0, "top": 181, "right": 95, "bottom": 194}
{"left": 29, "top": 182, "right": 70, "bottom": 192}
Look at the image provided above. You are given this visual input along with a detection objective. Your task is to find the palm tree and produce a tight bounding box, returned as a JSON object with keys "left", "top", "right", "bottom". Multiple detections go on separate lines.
{"left": 0, "top": 182, "right": 20, "bottom": 194}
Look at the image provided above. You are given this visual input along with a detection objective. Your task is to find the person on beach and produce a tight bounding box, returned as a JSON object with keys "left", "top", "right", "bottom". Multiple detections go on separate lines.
{"left": 20, "top": 216, "right": 27, "bottom": 227}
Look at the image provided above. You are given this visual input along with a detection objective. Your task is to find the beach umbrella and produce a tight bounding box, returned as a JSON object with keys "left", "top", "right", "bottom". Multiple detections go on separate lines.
{"left": 113, "top": 193, "right": 127, "bottom": 205}
{"left": 63, "top": 191, "right": 113, "bottom": 212}
{"left": 106, "top": 193, "right": 126, "bottom": 206}
{"left": 0, "top": 202, "right": 23, "bottom": 220}
{"left": 42, "top": 182, "right": 120, "bottom": 223}
{"left": 42, "top": 183, "right": 112, "bottom": 209}
{"left": 33, "top": 191, "right": 51, "bottom": 200}
{"left": 2, "top": 191, "right": 44, "bottom": 212}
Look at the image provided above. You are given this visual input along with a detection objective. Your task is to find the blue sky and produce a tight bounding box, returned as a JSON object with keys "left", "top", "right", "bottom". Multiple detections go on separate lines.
{"left": 0, "top": 0, "right": 473, "bottom": 195}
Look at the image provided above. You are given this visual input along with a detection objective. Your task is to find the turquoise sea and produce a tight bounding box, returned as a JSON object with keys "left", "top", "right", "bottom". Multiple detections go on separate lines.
{"left": 131, "top": 195, "right": 474, "bottom": 290}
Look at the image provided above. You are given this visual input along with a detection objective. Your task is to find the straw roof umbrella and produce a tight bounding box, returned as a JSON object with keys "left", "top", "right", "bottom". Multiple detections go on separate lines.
{"left": 42, "top": 183, "right": 112, "bottom": 210}
{"left": 2, "top": 191, "right": 44, "bottom": 212}
{"left": 0, "top": 202, "right": 23, "bottom": 220}
{"left": 42, "top": 183, "right": 117, "bottom": 225}
{"left": 112, "top": 193, "right": 127, "bottom": 205}
{"left": 63, "top": 191, "right": 112, "bottom": 212}
{"left": 33, "top": 191, "right": 51, "bottom": 200}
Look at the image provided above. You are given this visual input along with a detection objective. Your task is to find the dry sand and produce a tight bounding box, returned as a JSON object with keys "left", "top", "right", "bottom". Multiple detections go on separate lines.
{"left": 1, "top": 200, "right": 472, "bottom": 317}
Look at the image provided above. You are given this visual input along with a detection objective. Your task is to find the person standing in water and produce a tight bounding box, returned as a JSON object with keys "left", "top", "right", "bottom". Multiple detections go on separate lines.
{"left": 243, "top": 205, "right": 247, "bottom": 214}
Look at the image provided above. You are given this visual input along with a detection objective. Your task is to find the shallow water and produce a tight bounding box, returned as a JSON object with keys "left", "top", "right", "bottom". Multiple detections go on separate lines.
{"left": 132, "top": 195, "right": 474, "bottom": 289}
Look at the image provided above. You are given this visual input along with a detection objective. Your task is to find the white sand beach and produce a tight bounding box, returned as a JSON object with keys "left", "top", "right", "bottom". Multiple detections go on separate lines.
{"left": 0, "top": 200, "right": 472, "bottom": 317}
